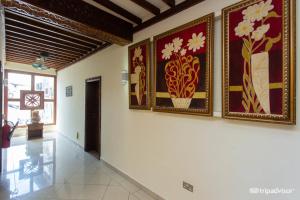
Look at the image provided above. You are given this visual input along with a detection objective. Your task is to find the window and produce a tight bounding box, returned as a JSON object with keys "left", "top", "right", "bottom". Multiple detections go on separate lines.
{"left": 5, "top": 70, "right": 56, "bottom": 126}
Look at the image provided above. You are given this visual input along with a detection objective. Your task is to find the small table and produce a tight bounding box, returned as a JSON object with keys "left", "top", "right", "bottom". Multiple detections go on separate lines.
{"left": 27, "top": 123, "right": 44, "bottom": 140}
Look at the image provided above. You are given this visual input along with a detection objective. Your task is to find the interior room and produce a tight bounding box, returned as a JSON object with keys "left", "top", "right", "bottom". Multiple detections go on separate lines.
{"left": 0, "top": 0, "right": 299, "bottom": 200}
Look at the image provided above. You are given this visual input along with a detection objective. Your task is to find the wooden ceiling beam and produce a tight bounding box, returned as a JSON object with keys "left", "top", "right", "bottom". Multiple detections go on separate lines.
{"left": 6, "top": 56, "right": 70, "bottom": 69}
{"left": 6, "top": 49, "right": 74, "bottom": 63}
{"left": 6, "top": 35, "right": 85, "bottom": 55}
{"left": 162, "top": 0, "right": 175, "bottom": 7}
{"left": 6, "top": 56, "right": 63, "bottom": 68}
{"left": 6, "top": 39, "right": 82, "bottom": 57}
{"left": 6, "top": 56, "right": 68, "bottom": 67}
{"left": 7, "top": 60, "right": 62, "bottom": 69}
{"left": 134, "top": 0, "right": 205, "bottom": 32}
{"left": 5, "top": 24, "right": 95, "bottom": 50}
{"left": 6, "top": 42, "right": 78, "bottom": 60}
{"left": 130, "top": 0, "right": 160, "bottom": 15}
{"left": 5, "top": 14, "right": 102, "bottom": 47}
{"left": 2, "top": 0, "right": 133, "bottom": 45}
{"left": 92, "top": 0, "right": 142, "bottom": 24}
{"left": 4, "top": 10, "right": 104, "bottom": 44}
{"left": 6, "top": 30, "right": 89, "bottom": 53}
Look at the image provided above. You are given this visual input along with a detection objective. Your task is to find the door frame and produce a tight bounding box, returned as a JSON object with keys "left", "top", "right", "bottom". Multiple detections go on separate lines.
{"left": 84, "top": 76, "right": 101, "bottom": 159}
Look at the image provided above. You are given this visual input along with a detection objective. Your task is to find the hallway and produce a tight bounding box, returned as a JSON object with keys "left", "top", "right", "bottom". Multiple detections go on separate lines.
{"left": 0, "top": 134, "right": 157, "bottom": 200}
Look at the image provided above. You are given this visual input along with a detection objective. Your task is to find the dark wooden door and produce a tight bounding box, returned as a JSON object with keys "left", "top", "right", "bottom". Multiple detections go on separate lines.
{"left": 85, "top": 77, "right": 101, "bottom": 159}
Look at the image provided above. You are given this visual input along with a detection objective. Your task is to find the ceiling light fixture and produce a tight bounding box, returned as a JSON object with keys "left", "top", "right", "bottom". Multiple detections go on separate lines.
{"left": 32, "top": 52, "right": 50, "bottom": 70}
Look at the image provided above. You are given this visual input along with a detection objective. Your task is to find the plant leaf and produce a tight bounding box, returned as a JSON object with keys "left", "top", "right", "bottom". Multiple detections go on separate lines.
{"left": 265, "top": 39, "right": 273, "bottom": 52}
{"left": 271, "top": 33, "right": 282, "bottom": 44}
{"left": 265, "top": 11, "right": 281, "bottom": 21}
{"left": 265, "top": 33, "right": 281, "bottom": 51}
{"left": 242, "top": 44, "right": 250, "bottom": 63}
{"left": 242, "top": 38, "right": 251, "bottom": 51}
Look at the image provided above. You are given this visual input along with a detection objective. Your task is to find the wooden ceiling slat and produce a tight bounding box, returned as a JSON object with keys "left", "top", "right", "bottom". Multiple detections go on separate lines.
{"left": 6, "top": 56, "right": 68, "bottom": 67}
{"left": 8, "top": 56, "right": 68, "bottom": 68}
{"left": 5, "top": 24, "right": 95, "bottom": 50}
{"left": 5, "top": 16, "right": 101, "bottom": 47}
{"left": 6, "top": 39, "right": 82, "bottom": 57}
{"left": 6, "top": 56, "right": 63, "bottom": 68}
{"left": 6, "top": 49, "right": 74, "bottom": 63}
{"left": 6, "top": 42, "right": 78, "bottom": 60}
{"left": 11, "top": 0, "right": 133, "bottom": 43}
{"left": 134, "top": 0, "right": 206, "bottom": 32}
{"left": 5, "top": 10, "right": 104, "bottom": 44}
{"left": 130, "top": 0, "right": 160, "bottom": 15}
{"left": 7, "top": 60, "right": 61, "bottom": 69}
{"left": 6, "top": 30, "right": 89, "bottom": 53}
{"left": 6, "top": 35, "right": 85, "bottom": 55}
{"left": 162, "top": 0, "right": 175, "bottom": 7}
{"left": 93, "top": 0, "right": 142, "bottom": 24}
{"left": 6, "top": 56, "right": 70, "bottom": 69}
{"left": 3, "top": 0, "right": 205, "bottom": 70}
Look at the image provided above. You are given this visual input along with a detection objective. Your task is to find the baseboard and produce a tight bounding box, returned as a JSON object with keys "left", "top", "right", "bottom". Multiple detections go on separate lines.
{"left": 58, "top": 131, "right": 84, "bottom": 150}
{"left": 58, "top": 132, "right": 164, "bottom": 199}
{"left": 101, "top": 158, "right": 165, "bottom": 200}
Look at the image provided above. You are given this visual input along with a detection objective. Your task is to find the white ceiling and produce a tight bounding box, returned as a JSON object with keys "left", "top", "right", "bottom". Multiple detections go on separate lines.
{"left": 83, "top": 0, "right": 186, "bottom": 25}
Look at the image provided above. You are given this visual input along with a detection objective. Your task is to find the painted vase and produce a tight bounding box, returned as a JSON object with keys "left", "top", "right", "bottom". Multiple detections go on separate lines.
{"left": 165, "top": 55, "right": 200, "bottom": 109}
{"left": 171, "top": 98, "right": 192, "bottom": 109}
{"left": 250, "top": 51, "right": 270, "bottom": 114}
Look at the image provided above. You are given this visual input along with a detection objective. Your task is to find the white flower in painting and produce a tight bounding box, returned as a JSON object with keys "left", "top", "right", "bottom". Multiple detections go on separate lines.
{"left": 180, "top": 48, "right": 187, "bottom": 56}
{"left": 134, "top": 65, "right": 142, "bottom": 73}
{"left": 133, "top": 46, "right": 142, "bottom": 61}
{"left": 162, "top": 43, "right": 174, "bottom": 60}
{"left": 187, "top": 32, "right": 206, "bottom": 52}
{"left": 235, "top": 20, "right": 254, "bottom": 37}
{"left": 172, "top": 37, "right": 183, "bottom": 52}
{"left": 242, "top": 0, "right": 274, "bottom": 22}
{"left": 251, "top": 24, "right": 270, "bottom": 41}
{"left": 138, "top": 55, "right": 143, "bottom": 61}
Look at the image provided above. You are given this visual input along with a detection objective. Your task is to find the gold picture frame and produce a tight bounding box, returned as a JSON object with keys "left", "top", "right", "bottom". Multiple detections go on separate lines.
{"left": 128, "top": 39, "right": 151, "bottom": 110}
{"left": 153, "top": 13, "right": 214, "bottom": 116}
{"left": 222, "top": 0, "right": 296, "bottom": 124}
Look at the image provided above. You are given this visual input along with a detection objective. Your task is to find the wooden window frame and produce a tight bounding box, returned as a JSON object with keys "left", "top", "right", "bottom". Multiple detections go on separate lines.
{"left": 4, "top": 69, "right": 57, "bottom": 127}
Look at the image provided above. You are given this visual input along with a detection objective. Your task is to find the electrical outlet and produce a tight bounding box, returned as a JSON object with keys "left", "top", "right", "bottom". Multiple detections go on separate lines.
{"left": 183, "top": 181, "right": 193, "bottom": 192}
{"left": 76, "top": 132, "right": 79, "bottom": 139}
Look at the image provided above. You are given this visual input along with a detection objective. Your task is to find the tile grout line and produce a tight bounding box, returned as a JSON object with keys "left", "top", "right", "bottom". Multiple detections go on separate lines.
{"left": 101, "top": 159, "right": 165, "bottom": 200}
{"left": 100, "top": 178, "right": 112, "bottom": 200}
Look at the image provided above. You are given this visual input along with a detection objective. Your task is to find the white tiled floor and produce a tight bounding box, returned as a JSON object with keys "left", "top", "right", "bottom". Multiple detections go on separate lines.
{"left": 0, "top": 133, "right": 158, "bottom": 200}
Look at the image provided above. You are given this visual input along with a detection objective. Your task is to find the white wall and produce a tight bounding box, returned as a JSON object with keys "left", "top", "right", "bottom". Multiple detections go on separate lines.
{"left": 57, "top": 0, "right": 300, "bottom": 199}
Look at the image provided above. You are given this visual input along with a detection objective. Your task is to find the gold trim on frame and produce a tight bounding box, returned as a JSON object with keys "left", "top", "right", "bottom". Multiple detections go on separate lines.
{"left": 128, "top": 39, "right": 151, "bottom": 110}
{"left": 229, "top": 82, "right": 283, "bottom": 92}
{"left": 156, "top": 92, "right": 207, "bottom": 99}
{"left": 222, "top": 0, "right": 296, "bottom": 124}
{"left": 153, "top": 13, "right": 215, "bottom": 116}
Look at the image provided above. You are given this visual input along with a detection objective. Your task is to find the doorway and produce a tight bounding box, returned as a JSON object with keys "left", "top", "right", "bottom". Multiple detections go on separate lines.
{"left": 84, "top": 76, "right": 101, "bottom": 159}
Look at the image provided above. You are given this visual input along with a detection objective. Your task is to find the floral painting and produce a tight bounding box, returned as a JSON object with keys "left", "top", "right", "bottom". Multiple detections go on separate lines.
{"left": 153, "top": 13, "right": 214, "bottom": 115}
{"left": 222, "top": 0, "right": 296, "bottom": 124}
{"left": 128, "top": 39, "right": 151, "bottom": 110}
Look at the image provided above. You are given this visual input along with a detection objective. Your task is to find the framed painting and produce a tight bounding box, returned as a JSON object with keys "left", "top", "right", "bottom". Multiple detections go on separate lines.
{"left": 128, "top": 39, "right": 151, "bottom": 110}
{"left": 153, "top": 13, "right": 214, "bottom": 116}
{"left": 66, "top": 86, "right": 72, "bottom": 97}
{"left": 20, "top": 90, "right": 44, "bottom": 110}
{"left": 222, "top": 0, "right": 296, "bottom": 124}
